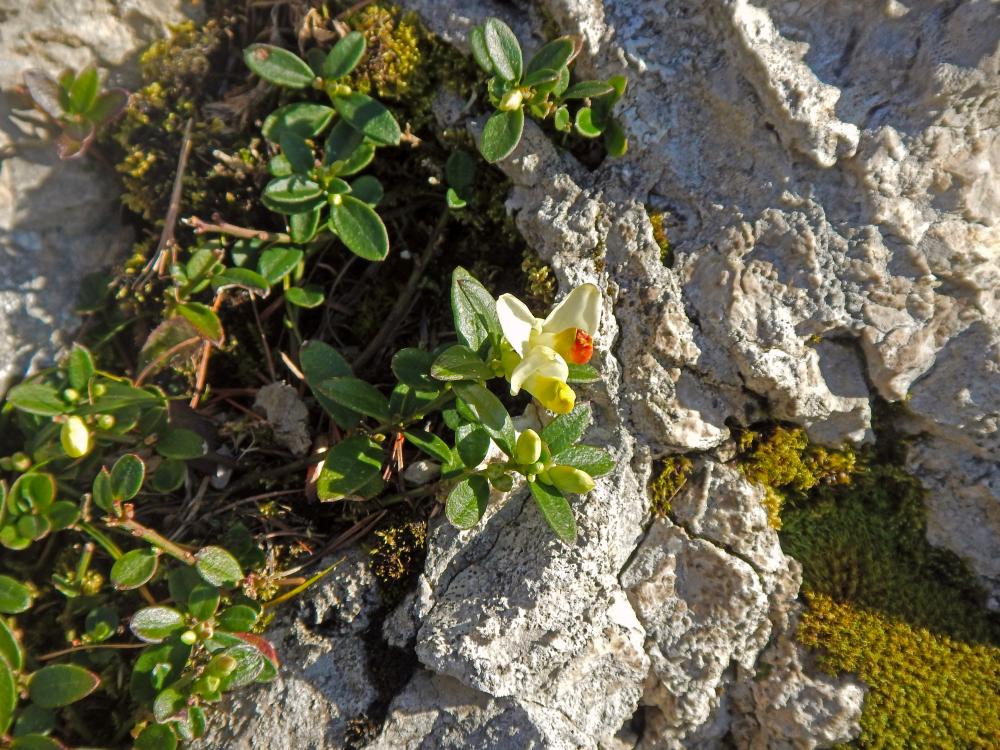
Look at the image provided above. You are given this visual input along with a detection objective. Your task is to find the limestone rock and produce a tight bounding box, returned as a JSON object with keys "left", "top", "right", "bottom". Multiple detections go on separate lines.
{"left": 0, "top": 0, "right": 200, "bottom": 395}
{"left": 254, "top": 382, "right": 312, "bottom": 456}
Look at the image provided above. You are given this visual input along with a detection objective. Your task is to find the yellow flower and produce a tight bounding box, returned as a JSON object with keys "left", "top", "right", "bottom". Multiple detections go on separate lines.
{"left": 496, "top": 284, "right": 601, "bottom": 414}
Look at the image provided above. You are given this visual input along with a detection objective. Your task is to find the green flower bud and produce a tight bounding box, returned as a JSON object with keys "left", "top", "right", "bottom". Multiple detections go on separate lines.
{"left": 180, "top": 630, "right": 198, "bottom": 646}
{"left": 81, "top": 571, "right": 104, "bottom": 596}
{"left": 499, "top": 89, "right": 524, "bottom": 111}
{"left": 207, "top": 654, "right": 237, "bottom": 677}
{"left": 61, "top": 415, "right": 93, "bottom": 458}
{"left": 548, "top": 465, "right": 596, "bottom": 494}
{"left": 514, "top": 429, "right": 542, "bottom": 465}
{"left": 195, "top": 621, "right": 214, "bottom": 640}
{"left": 62, "top": 388, "right": 80, "bottom": 403}
{"left": 491, "top": 473, "right": 514, "bottom": 492}
{"left": 97, "top": 414, "right": 116, "bottom": 430}
{"left": 92, "top": 383, "right": 107, "bottom": 397}
{"left": 11, "top": 452, "right": 32, "bottom": 472}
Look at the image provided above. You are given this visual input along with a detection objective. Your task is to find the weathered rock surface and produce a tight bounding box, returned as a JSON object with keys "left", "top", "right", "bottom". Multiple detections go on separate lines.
{"left": 0, "top": 0, "right": 200, "bottom": 395}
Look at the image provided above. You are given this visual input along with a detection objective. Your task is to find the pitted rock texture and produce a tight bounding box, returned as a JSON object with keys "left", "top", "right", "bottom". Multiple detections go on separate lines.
{"left": 0, "top": 0, "right": 200, "bottom": 395}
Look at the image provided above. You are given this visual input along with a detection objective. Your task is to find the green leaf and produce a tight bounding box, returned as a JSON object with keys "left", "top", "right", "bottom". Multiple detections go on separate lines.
{"left": 0, "top": 617, "right": 24, "bottom": 671}
{"left": 187, "top": 583, "right": 221, "bottom": 621}
{"left": 261, "top": 102, "right": 335, "bottom": 141}
{"left": 67, "top": 344, "right": 95, "bottom": 391}
{"left": 5, "top": 383, "right": 64, "bottom": 417}
{"left": 483, "top": 18, "right": 522, "bottom": 82}
{"left": 176, "top": 302, "right": 223, "bottom": 343}
{"left": 262, "top": 175, "right": 324, "bottom": 214}
{"left": 446, "top": 188, "right": 467, "bottom": 210}
{"left": 562, "top": 80, "right": 614, "bottom": 100}
{"left": 269, "top": 153, "right": 292, "bottom": 176}
{"left": 554, "top": 105, "right": 571, "bottom": 132}
{"left": 316, "top": 436, "right": 385, "bottom": 501}
{"left": 222, "top": 643, "right": 266, "bottom": 688}
{"left": 552, "top": 444, "right": 614, "bottom": 477}
{"left": 523, "top": 67, "right": 559, "bottom": 88}
{"left": 431, "top": 345, "right": 494, "bottom": 381}
{"left": 0, "top": 658, "right": 14, "bottom": 735}
{"left": 349, "top": 175, "right": 383, "bottom": 206}
{"left": 451, "top": 382, "right": 515, "bottom": 456}
{"left": 446, "top": 475, "right": 490, "bottom": 529}
{"left": 480, "top": 108, "right": 524, "bottom": 163}
{"left": 153, "top": 686, "right": 186, "bottom": 723}
{"left": 318, "top": 377, "right": 391, "bottom": 422}
{"left": 88, "top": 87, "right": 129, "bottom": 124}
{"left": 468, "top": 25, "right": 493, "bottom": 74}
{"left": 151, "top": 458, "right": 186, "bottom": 493}
{"left": 195, "top": 546, "right": 244, "bottom": 588}
{"left": 0, "top": 576, "right": 32, "bottom": 614}
{"left": 135, "top": 723, "right": 178, "bottom": 750}
{"left": 289, "top": 206, "right": 322, "bottom": 243}
{"left": 529, "top": 480, "right": 576, "bottom": 544}
{"left": 566, "top": 363, "right": 600, "bottom": 383}
{"left": 322, "top": 31, "right": 366, "bottom": 79}
{"left": 111, "top": 548, "right": 158, "bottom": 590}
{"left": 68, "top": 66, "right": 99, "bottom": 113}
{"left": 46, "top": 501, "right": 79, "bottom": 531}
{"left": 244, "top": 44, "right": 316, "bottom": 88}
{"left": 299, "top": 341, "right": 359, "bottom": 429}
{"left": 391, "top": 348, "right": 435, "bottom": 387}
{"left": 285, "top": 286, "right": 325, "bottom": 308}
{"left": 216, "top": 604, "right": 259, "bottom": 632}
{"left": 92, "top": 468, "right": 114, "bottom": 512}
{"left": 603, "top": 119, "right": 628, "bottom": 157}
{"left": 574, "top": 106, "right": 602, "bottom": 138}
{"left": 450, "top": 267, "right": 500, "bottom": 353}
{"left": 329, "top": 194, "right": 389, "bottom": 261}
{"left": 156, "top": 428, "right": 207, "bottom": 460}
{"left": 526, "top": 37, "right": 577, "bottom": 75}
{"left": 333, "top": 91, "right": 401, "bottom": 146}
{"left": 445, "top": 149, "right": 476, "bottom": 192}
{"left": 258, "top": 246, "right": 303, "bottom": 284}
{"left": 279, "top": 131, "right": 315, "bottom": 173}
{"left": 402, "top": 430, "right": 452, "bottom": 464}
{"left": 130, "top": 639, "right": 191, "bottom": 703}
{"left": 11, "top": 735, "right": 63, "bottom": 750}
{"left": 111, "top": 454, "right": 145, "bottom": 501}
{"left": 29, "top": 664, "right": 100, "bottom": 708}
{"left": 457, "top": 426, "right": 490, "bottom": 467}
{"left": 337, "top": 141, "right": 376, "bottom": 176}
{"left": 540, "top": 403, "right": 592, "bottom": 456}
{"left": 323, "top": 119, "right": 364, "bottom": 164}
{"left": 9, "top": 474, "right": 55, "bottom": 514}
{"left": 212, "top": 267, "right": 271, "bottom": 295}
{"left": 131, "top": 606, "right": 185, "bottom": 643}
{"left": 166, "top": 567, "right": 202, "bottom": 609}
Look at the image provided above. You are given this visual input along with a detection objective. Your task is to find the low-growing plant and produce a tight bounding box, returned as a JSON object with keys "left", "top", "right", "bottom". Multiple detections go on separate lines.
{"left": 20, "top": 66, "right": 129, "bottom": 159}
{"left": 469, "top": 17, "right": 629, "bottom": 162}
{"left": 305, "top": 267, "right": 613, "bottom": 543}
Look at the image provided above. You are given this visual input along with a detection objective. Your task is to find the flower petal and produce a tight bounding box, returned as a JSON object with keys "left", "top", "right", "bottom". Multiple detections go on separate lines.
{"left": 497, "top": 293, "right": 538, "bottom": 356}
{"left": 542, "top": 283, "right": 602, "bottom": 336}
{"left": 509, "top": 345, "right": 568, "bottom": 395}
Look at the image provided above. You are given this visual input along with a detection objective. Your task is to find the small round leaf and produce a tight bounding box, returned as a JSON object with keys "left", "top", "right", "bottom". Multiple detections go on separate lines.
{"left": 195, "top": 547, "right": 244, "bottom": 588}
{"left": 329, "top": 195, "right": 389, "bottom": 261}
{"left": 28, "top": 664, "right": 100, "bottom": 708}
{"left": 130, "top": 606, "right": 185, "bottom": 643}
{"left": 111, "top": 548, "right": 159, "bottom": 590}
{"left": 244, "top": 44, "right": 315, "bottom": 89}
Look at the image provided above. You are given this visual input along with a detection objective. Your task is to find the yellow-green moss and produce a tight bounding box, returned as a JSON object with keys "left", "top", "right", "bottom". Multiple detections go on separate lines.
{"left": 649, "top": 210, "right": 672, "bottom": 265}
{"left": 521, "top": 250, "right": 556, "bottom": 308}
{"left": 368, "top": 519, "right": 427, "bottom": 601}
{"left": 781, "top": 460, "right": 1000, "bottom": 748}
{"left": 649, "top": 456, "right": 693, "bottom": 517}
{"left": 738, "top": 426, "right": 855, "bottom": 527}
{"left": 348, "top": 5, "right": 423, "bottom": 100}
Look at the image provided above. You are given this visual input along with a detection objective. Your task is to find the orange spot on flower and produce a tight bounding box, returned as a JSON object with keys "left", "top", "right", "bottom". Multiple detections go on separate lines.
{"left": 569, "top": 329, "right": 593, "bottom": 364}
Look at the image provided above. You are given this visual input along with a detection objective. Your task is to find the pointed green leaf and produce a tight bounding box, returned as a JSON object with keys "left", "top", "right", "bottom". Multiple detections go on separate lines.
{"left": 322, "top": 31, "right": 366, "bottom": 79}
{"left": 451, "top": 382, "right": 515, "bottom": 455}
{"left": 258, "top": 246, "right": 303, "bottom": 284}
{"left": 195, "top": 546, "right": 244, "bottom": 588}
{"left": 523, "top": 67, "right": 559, "bottom": 88}
{"left": 88, "top": 88, "right": 129, "bottom": 124}
{"left": 329, "top": 194, "right": 389, "bottom": 261}
{"left": 0, "top": 658, "right": 15, "bottom": 734}
{"left": 110, "top": 454, "right": 145, "bottom": 501}
{"left": 262, "top": 175, "right": 324, "bottom": 214}
{"left": 285, "top": 286, "right": 325, "bottom": 308}
{"left": 299, "top": 341, "right": 359, "bottom": 429}
{"left": 450, "top": 267, "right": 500, "bottom": 352}
{"left": 288, "top": 206, "right": 322, "bottom": 243}
{"left": 561, "top": 80, "right": 614, "bottom": 100}
{"left": 0, "top": 576, "right": 31, "bottom": 614}
{"left": 131, "top": 606, "right": 185, "bottom": 643}
{"left": 603, "top": 119, "right": 628, "bottom": 157}
{"left": 457, "top": 426, "right": 490, "bottom": 467}
{"left": 391, "top": 348, "right": 435, "bottom": 387}
{"left": 529, "top": 480, "right": 576, "bottom": 544}
{"left": 67, "top": 344, "right": 95, "bottom": 391}
{"left": 68, "top": 66, "right": 99, "bottom": 113}
{"left": 480, "top": 108, "right": 524, "bottom": 163}
{"left": 540, "top": 403, "right": 592, "bottom": 456}
{"left": 317, "top": 377, "right": 390, "bottom": 422}
{"left": 526, "top": 37, "right": 576, "bottom": 75}
{"left": 431, "top": 345, "right": 494, "bottom": 381}
{"left": 212, "top": 267, "right": 271, "bottom": 294}
{"left": 402, "top": 430, "right": 452, "bottom": 464}
{"left": 261, "top": 102, "right": 335, "bottom": 141}
{"left": 176, "top": 302, "right": 223, "bottom": 343}
{"left": 0, "top": 617, "right": 24, "bottom": 671}
{"left": 111, "top": 548, "right": 158, "bottom": 590}
{"left": 332, "top": 91, "right": 401, "bottom": 146}
{"left": 446, "top": 475, "right": 490, "bottom": 529}
{"left": 28, "top": 664, "right": 100, "bottom": 708}
{"left": 244, "top": 44, "right": 316, "bottom": 88}
{"left": 323, "top": 119, "right": 364, "bottom": 164}
{"left": 483, "top": 18, "right": 522, "bottom": 82}
{"left": 316, "top": 436, "right": 385, "bottom": 501}
{"left": 5, "top": 383, "right": 64, "bottom": 417}
{"left": 468, "top": 25, "right": 493, "bottom": 73}
{"left": 552, "top": 444, "right": 614, "bottom": 477}
{"left": 279, "top": 131, "right": 315, "bottom": 173}
{"left": 566, "top": 363, "right": 600, "bottom": 383}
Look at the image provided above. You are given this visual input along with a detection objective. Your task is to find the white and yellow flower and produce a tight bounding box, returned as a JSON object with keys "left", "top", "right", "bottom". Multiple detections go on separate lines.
{"left": 496, "top": 283, "right": 601, "bottom": 414}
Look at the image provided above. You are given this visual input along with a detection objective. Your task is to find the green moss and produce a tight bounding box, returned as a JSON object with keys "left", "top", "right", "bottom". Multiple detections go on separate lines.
{"left": 648, "top": 210, "right": 672, "bottom": 265}
{"left": 781, "top": 457, "right": 1000, "bottom": 748}
{"left": 368, "top": 519, "right": 427, "bottom": 603}
{"left": 738, "top": 425, "right": 855, "bottom": 527}
{"left": 649, "top": 456, "right": 693, "bottom": 517}
{"left": 348, "top": 5, "right": 423, "bottom": 101}
{"left": 520, "top": 250, "right": 556, "bottom": 308}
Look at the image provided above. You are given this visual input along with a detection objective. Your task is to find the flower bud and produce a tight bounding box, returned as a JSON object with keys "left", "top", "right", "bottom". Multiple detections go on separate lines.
{"left": 548, "top": 465, "right": 596, "bottom": 494}
{"left": 97, "top": 414, "right": 116, "bottom": 431}
{"left": 207, "top": 654, "right": 237, "bottom": 677}
{"left": 81, "top": 571, "right": 104, "bottom": 596}
{"left": 61, "top": 416, "right": 93, "bottom": 458}
{"left": 180, "top": 630, "right": 198, "bottom": 646}
{"left": 514, "top": 429, "right": 542, "bottom": 465}
{"left": 11, "top": 452, "right": 32, "bottom": 472}
{"left": 499, "top": 89, "right": 524, "bottom": 111}
{"left": 62, "top": 388, "right": 80, "bottom": 403}
{"left": 92, "top": 383, "right": 107, "bottom": 397}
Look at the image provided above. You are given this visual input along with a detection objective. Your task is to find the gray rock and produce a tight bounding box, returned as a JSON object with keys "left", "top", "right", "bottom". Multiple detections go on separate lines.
{"left": 0, "top": 0, "right": 200, "bottom": 395}
{"left": 254, "top": 382, "right": 312, "bottom": 456}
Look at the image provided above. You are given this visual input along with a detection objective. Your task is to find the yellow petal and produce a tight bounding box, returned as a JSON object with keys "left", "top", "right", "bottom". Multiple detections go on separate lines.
{"left": 524, "top": 377, "right": 576, "bottom": 414}
{"left": 509, "top": 345, "right": 568, "bottom": 395}
{"left": 496, "top": 293, "right": 538, "bottom": 356}
{"left": 542, "top": 283, "right": 601, "bottom": 336}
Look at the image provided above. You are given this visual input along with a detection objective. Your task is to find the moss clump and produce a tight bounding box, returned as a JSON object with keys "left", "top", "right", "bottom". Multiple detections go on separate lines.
{"left": 348, "top": 5, "right": 422, "bottom": 101}
{"left": 648, "top": 210, "right": 672, "bottom": 265}
{"left": 738, "top": 426, "right": 855, "bottom": 527}
{"left": 649, "top": 456, "right": 693, "bottom": 517}
{"left": 781, "top": 459, "right": 1000, "bottom": 748}
{"left": 368, "top": 519, "right": 427, "bottom": 602}
{"left": 520, "top": 250, "right": 556, "bottom": 308}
